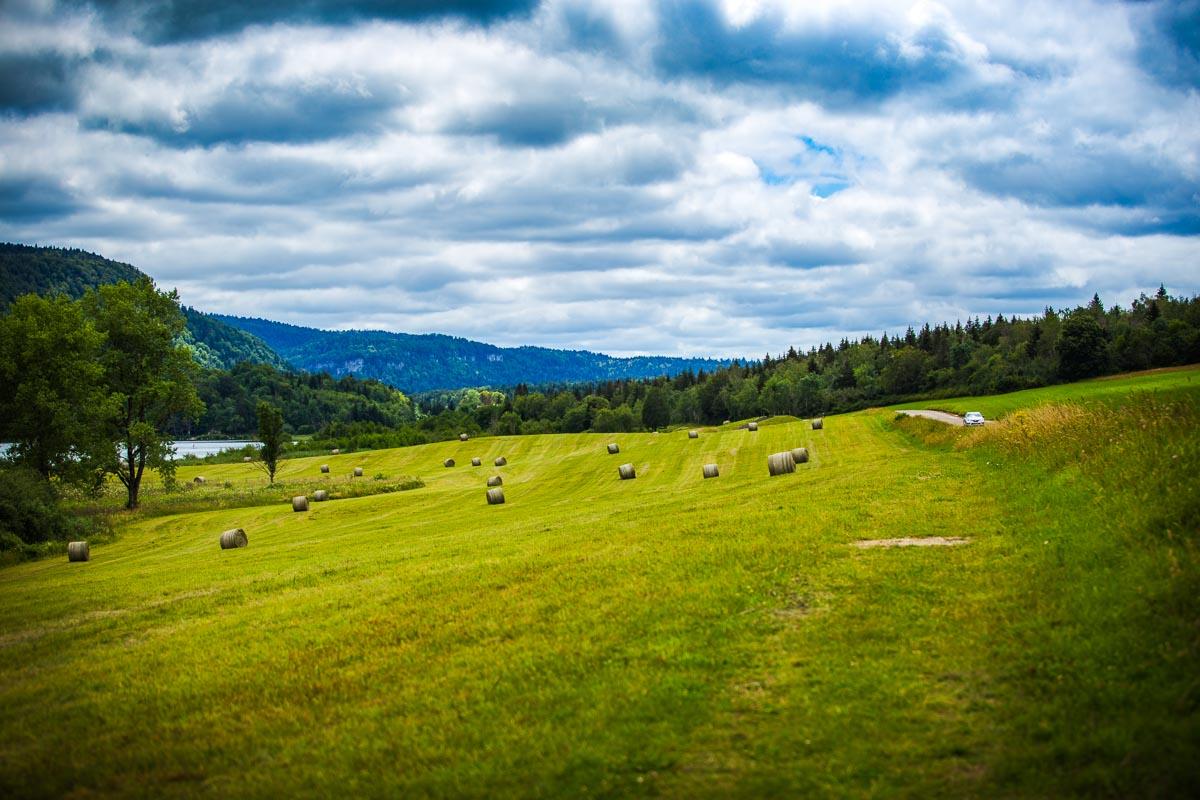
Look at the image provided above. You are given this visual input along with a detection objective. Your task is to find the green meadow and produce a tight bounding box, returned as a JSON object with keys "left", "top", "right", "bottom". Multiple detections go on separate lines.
{"left": 1, "top": 377, "right": 1197, "bottom": 797}
{"left": 893, "top": 363, "right": 1200, "bottom": 419}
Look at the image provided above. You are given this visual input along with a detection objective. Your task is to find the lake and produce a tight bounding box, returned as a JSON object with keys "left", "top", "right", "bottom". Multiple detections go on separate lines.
{"left": 0, "top": 440, "right": 263, "bottom": 460}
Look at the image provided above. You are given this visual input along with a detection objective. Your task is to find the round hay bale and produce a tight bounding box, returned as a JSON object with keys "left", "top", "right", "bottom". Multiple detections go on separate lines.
{"left": 748, "top": 422, "right": 759, "bottom": 431}
{"left": 688, "top": 430, "right": 699, "bottom": 439}
{"left": 487, "top": 475, "right": 503, "bottom": 487}
{"left": 67, "top": 541, "right": 89, "bottom": 562}
{"left": 486, "top": 487, "right": 505, "bottom": 505}
{"left": 607, "top": 443, "right": 619, "bottom": 454}
{"left": 313, "top": 490, "right": 329, "bottom": 502}
{"left": 331, "top": 448, "right": 340, "bottom": 455}
{"left": 618, "top": 463, "right": 636, "bottom": 480}
{"left": 703, "top": 463, "right": 719, "bottom": 479}
{"left": 193, "top": 476, "right": 206, "bottom": 485}
{"left": 494, "top": 456, "right": 507, "bottom": 466}
{"left": 219, "top": 528, "right": 248, "bottom": 549}
{"left": 443, "top": 458, "right": 455, "bottom": 468}
{"left": 292, "top": 495, "right": 309, "bottom": 512}
{"left": 243, "top": 456, "right": 252, "bottom": 462}
{"left": 767, "top": 451, "right": 796, "bottom": 477}
{"left": 320, "top": 464, "right": 329, "bottom": 473}
{"left": 471, "top": 457, "right": 482, "bottom": 466}
{"left": 460, "top": 433, "right": 469, "bottom": 442}
{"left": 353, "top": 467, "right": 363, "bottom": 477}
{"left": 812, "top": 418, "right": 823, "bottom": 430}
{"left": 790, "top": 447, "right": 809, "bottom": 464}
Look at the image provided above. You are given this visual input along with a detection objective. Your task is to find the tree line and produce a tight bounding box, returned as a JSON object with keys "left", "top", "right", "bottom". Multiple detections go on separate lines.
{"left": 392, "top": 287, "right": 1199, "bottom": 441}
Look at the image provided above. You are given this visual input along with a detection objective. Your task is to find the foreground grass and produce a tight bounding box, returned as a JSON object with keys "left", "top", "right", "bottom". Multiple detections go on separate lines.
{"left": 0, "top": 385, "right": 1196, "bottom": 796}
{"left": 893, "top": 363, "right": 1200, "bottom": 419}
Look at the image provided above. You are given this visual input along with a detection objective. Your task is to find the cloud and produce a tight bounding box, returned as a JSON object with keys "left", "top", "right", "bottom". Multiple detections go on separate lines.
{"left": 78, "top": 0, "right": 540, "bottom": 42}
{"left": 0, "top": 1, "right": 1196, "bottom": 359}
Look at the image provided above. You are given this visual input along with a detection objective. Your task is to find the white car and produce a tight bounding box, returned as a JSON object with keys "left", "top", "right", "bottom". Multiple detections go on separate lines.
{"left": 963, "top": 411, "right": 985, "bottom": 427}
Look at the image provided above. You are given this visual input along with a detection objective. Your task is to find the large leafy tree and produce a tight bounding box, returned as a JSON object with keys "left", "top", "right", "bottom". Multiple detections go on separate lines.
{"left": 1057, "top": 310, "right": 1110, "bottom": 381}
{"left": 641, "top": 385, "right": 670, "bottom": 430}
{"left": 255, "top": 401, "right": 284, "bottom": 484}
{"left": 82, "top": 279, "right": 204, "bottom": 509}
{"left": 0, "top": 294, "right": 109, "bottom": 482}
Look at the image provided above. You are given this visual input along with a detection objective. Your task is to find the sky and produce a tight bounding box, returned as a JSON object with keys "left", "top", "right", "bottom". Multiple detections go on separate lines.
{"left": 0, "top": 0, "right": 1197, "bottom": 358}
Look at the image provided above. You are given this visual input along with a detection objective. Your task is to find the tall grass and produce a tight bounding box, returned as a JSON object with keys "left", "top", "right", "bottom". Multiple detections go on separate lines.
{"left": 895, "top": 391, "right": 1200, "bottom": 794}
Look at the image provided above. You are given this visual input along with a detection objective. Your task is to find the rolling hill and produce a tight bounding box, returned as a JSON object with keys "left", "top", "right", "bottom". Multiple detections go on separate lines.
{"left": 215, "top": 315, "right": 731, "bottom": 393}
{"left": 0, "top": 244, "right": 289, "bottom": 371}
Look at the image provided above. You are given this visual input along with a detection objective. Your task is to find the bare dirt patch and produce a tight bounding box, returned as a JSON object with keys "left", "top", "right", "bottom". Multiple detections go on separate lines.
{"left": 854, "top": 537, "right": 970, "bottom": 549}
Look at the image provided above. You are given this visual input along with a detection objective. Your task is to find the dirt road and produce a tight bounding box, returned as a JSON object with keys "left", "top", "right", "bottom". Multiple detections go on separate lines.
{"left": 896, "top": 409, "right": 965, "bottom": 426}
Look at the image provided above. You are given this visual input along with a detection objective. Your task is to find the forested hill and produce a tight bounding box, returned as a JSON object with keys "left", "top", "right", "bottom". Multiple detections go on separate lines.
{"left": 0, "top": 244, "right": 288, "bottom": 371}
{"left": 215, "top": 315, "right": 732, "bottom": 393}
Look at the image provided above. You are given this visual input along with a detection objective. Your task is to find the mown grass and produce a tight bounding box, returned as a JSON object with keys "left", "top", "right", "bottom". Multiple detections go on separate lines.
{"left": 0, "top": 379, "right": 1196, "bottom": 797}
{"left": 892, "top": 362, "right": 1200, "bottom": 419}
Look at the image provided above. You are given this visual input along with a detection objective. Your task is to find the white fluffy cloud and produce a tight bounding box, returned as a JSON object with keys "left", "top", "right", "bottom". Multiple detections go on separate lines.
{"left": 0, "top": 0, "right": 1197, "bottom": 356}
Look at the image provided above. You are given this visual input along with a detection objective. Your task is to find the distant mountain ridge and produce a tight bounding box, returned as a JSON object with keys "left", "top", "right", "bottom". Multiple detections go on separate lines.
{"left": 0, "top": 244, "right": 288, "bottom": 371}
{"left": 0, "top": 243, "right": 732, "bottom": 392}
{"left": 215, "top": 315, "right": 731, "bottom": 393}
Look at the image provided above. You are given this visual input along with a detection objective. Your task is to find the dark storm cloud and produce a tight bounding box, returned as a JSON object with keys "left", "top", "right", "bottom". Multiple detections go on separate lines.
{"left": 442, "top": 93, "right": 700, "bottom": 148}
{"left": 83, "top": 79, "right": 406, "bottom": 145}
{"left": 0, "top": 177, "right": 83, "bottom": 222}
{"left": 649, "top": 0, "right": 968, "bottom": 104}
{"left": 77, "top": 0, "right": 539, "bottom": 42}
{"left": 958, "top": 149, "right": 1200, "bottom": 235}
{"left": 1130, "top": 0, "right": 1200, "bottom": 90}
{"left": 0, "top": 52, "right": 83, "bottom": 113}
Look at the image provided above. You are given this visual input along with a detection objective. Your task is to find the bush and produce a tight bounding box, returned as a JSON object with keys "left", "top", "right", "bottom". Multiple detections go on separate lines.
{"left": 0, "top": 467, "right": 90, "bottom": 546}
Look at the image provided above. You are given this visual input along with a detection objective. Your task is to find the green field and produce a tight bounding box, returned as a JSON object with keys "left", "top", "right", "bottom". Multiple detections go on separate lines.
{"left": 892, "top": 363, "right": 1200, "bottom": 419}
{"left": 1, "top": 379, "right": 1197, "bottom": 797}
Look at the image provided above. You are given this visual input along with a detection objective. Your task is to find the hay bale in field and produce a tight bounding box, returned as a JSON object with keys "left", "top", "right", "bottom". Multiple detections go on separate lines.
{"left": 688, "top": 430, "right": 699, "bottom": 439}
{"left": 618, "top": 463, "right": 636, "bottom": 480}
{"left": 607, "top": 443, "right": 619, "bottom": 454}
{"left": 748, "top": 422, "right": 758, "bottom": 431}
{"left": 494, "top": 456, "right": 507, "bottom": 466}
{"left": 353, "top": 467, "right": 363, "bottom": 477}
{"left": 703, "top": 463, "right": 719, "bottom": 479}
{"left": 320, "top": 464, "right": 329, "bottom": 473}
{"left": 67, "top": 541, "right": 89, "bottom": 562}
{"left": 812, "top": 418, "right": 823, "bottom": 430}
{"left": 471, "top": 457, "right": 482, "bottom": 466}
{"left": 767, "top": 451, "right": 796, "bottom": 477}
{"left": 486, "top": 487, "right": 505, "bottom": 505}
{"left": 193, "top": 476, "right": 206, "bottom": 485}
{"left": 487, "top": 475, "right": 503, "bottom": 487}
{"left": 444, "top": 458, "right": 455, "bottom": 468}
{"left": 314, "top": 490, "right": 329, "bottom": 502}
{"left": 723, "top": 420, "right": 730, "bottom": 425}
{"left": 292, "top": 495, "right": 309, "bottom": 512}
{"left": 790, "top": 447, "right": 809, "bottom": 464}
{"left": 331, "top": 448, "right": 340, "bottom": 455}
{"left": 460, "top": 433, "right": 469, "bottom": 442}
{"left": 243, "top": 456, "right": 252, "bottom": 462}
{"left": 219, "top": 528, "right": 248, "bottom": 549}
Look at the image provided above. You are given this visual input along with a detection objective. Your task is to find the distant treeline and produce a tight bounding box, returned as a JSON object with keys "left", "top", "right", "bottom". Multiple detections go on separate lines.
{"left": 174, "top": 362, "right": 416, "bottom": 438}
{"left": 359, "top": 287, "right": 1197, "bottom": 447}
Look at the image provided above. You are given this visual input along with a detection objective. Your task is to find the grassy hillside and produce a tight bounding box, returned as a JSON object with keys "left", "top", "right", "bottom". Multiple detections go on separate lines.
{"left": 0, "top": 380, "right": 1196, "bottom": 796}
{"left": 0, "top": 243, "right": 288, "bottom": 371}
{"left": 893, "top": 363, "right": 1200, "bottom": 418}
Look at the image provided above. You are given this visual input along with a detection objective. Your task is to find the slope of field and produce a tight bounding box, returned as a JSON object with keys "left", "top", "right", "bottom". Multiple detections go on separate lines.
{"left": 892, "top": 363, "right": 1200, "bottom": 419}
{"left": 1, "top": 386, "right": 1197, "bottom": 796}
